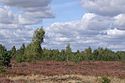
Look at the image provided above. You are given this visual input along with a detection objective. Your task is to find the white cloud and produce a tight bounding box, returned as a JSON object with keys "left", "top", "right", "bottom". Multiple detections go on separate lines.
{"left": 114, "top": 14, "right": 125, "bottom": 27}
{"left": 81, "top": 0, "right": 125, "bottom": 16}
{"left": 81, "top": 13, "right": 113, "bottom": 30}
{"left": 0, "top": 7, "right": 17, "bottom": 24}
{"left": 0, "top": 0, "right": 125, "bottom": 51}
{"left": 0, "top": 0, "right": 53, "bottom": 25}
{"left": 0, "top": 24, "right": 35, "bottom": 49}
{"left": 44, "top": 13, "right": 125, "bottom": 51}
{"left": 0, "top": 0, "right": 53, "bottom": 49}
{"left": 106, "top": 28, "right": 125, "bottom": 37}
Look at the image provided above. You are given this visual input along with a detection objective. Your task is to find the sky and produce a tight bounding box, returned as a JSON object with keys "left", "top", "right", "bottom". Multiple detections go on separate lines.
{"left": 0, "top": 0, "right": 125, "bottom": 51}
{"left": 43, "top": 0, "right": 84, "bottom": 26}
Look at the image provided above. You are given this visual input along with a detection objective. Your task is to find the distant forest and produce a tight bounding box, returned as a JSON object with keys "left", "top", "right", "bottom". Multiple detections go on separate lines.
{"left": 0, "top": 27, "right": 125, "bottom": 72}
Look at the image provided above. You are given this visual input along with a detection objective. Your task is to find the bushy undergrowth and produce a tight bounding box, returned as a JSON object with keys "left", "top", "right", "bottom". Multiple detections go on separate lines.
{"left": 15, "top": 47, "right": 125, "bottom": 63}
{"left": 101, "top": 77, "right": 111, "bottom": 83}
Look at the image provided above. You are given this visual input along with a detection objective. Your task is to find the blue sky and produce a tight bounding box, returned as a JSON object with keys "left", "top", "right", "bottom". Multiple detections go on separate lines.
{"left": 0, "top": 0, "right": 125, "bottom": 51}
{"left": 43, "top": 0, "right": 85, "bottom": 27}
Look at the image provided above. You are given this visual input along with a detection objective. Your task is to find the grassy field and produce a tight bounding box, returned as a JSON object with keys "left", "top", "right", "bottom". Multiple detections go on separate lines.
{"left": 7, "top": 74, "right": 125, "bottom": 83}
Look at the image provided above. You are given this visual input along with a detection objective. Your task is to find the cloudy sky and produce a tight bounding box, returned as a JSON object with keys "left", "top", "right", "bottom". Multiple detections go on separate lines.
{"left": 0, "top": 0, "right": 125, "bottom": 51}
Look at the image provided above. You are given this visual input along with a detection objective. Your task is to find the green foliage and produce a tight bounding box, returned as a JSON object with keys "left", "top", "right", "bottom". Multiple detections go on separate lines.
{"left": 11, "top": 46, "right": 16, "bottom": 58}
{"left": 25, "top": 43, "right": 41, "bottom": 58}
{"left": 2, "top": 52, "right": 11, "bottom": 67}
{"left": 25, "top": 28, "right": 45, "bottom": 57}
{"left": 0, "top": 44, "right": 6, "bottom": 55}
{"left": 65, "top": 44, "right": 72, "bottom": 62}
{"left": 15, "top": 44, "right": 26, "bottom": 62}
{"left": 0, "top": 44, "right": 11, "bottom": 73}
{"left": 39, "top": 46, "right": 125, "bottom": 62}
{"left": 16, "top": 55, "right": 26, "bottom": 63}
{"left": 116, "top": 51, "right": 125, "bottom": 61}
{"left": 0, "top": 65, "right": 5, "bottom": 73}
{"left": 15, "top": 41, "right": 125, "bottom": 63}
{"left": 16, "top": 28, "right": 45, "bottom": 62}
{"left": 101, "top": 77, "right": 111, "bottom": 83}
{"left": 84, "top": 47, "right": 92, "bottom": 56}
{"left": 92, "top": 48, "right": 119, "bottom": 61}
{"left": 19, "top": 44, "right": 25, "bottom": 55}
{"left": 32, "top": 28, "right": 45, "bottom": 44}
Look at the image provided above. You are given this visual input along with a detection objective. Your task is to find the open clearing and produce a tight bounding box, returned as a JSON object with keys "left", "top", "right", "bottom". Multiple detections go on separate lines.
{"left": 0, "top": 61, "right": 125, "bottom": 83}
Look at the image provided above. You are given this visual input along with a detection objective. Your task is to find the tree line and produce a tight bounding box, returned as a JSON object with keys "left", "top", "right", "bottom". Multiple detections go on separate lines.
{"left": 0, "top": 27, "right": 125, "bottom": 69}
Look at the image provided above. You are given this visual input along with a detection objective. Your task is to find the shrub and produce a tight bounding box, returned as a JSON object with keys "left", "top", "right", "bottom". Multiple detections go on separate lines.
{"left": 0, "top": 65, "right": 5, "bottom": 73}
{"left": 16, "top": 55, "right": 26, "bottom": 63}
{"left": 101, "top": 77, "right": 111, "bottom": 83}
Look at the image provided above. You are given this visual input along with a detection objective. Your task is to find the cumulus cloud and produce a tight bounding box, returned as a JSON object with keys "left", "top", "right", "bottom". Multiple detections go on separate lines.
{"left": 44, "top": 13, "right": 125, "bottom": 51}
{"left": 114, "top": 14, "right": 125, "bottom": 28}
{"left": 0, "top": 24, "right": 35, "bottom": 49}
{"left": 81, "top": 0, "right": 125, "bottom": 16}
{"left": 0, "top": 0, "right": 125, "bottom": 51}
{"left": 0, "top": 0, "right": 53, "bottom": 25}
{"left": 106, "top": 28, "right": 125, "bottom": 37}
{"left": 0, "top": 0, "right": 53, "bottom": 49}
{"left": 42, "top": 0, "right": 125, "bottom": 51}
{"left": 0, "top": 7, "right": 17, "bottom": 24}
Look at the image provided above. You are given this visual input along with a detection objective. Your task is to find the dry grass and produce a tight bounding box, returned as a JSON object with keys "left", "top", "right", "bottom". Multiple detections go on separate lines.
{"left": 8, "top": 74, "right": 125, "bottom": 83}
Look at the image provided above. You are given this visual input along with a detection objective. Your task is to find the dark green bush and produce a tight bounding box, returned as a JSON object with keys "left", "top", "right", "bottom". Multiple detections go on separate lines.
{"left": 101, "top": 77, "right": 111, "bottom": 83}
{"left": 0, "top": 65, "right": 5, "bottom": 73}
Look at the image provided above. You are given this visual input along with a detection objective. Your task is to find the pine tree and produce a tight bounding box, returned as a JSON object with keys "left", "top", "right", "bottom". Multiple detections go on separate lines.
{"left": 24, "top": 27, "right": 45, "bottom": 61}
{"left": 65, "top": 43, "right": 72, "bottom": 62}
{"left": 11, "top": 46, "right": 16, "bottom": 58}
